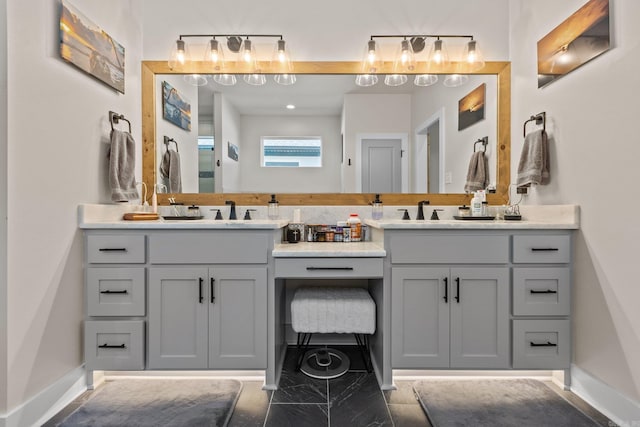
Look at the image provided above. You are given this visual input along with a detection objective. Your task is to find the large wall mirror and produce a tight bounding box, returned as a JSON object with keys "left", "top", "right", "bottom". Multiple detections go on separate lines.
{"left": 142, "top": 61, "right": 510, "bottom": 205}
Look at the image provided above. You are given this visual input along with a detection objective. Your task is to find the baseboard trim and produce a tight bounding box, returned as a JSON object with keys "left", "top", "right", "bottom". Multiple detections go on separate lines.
{"left": 0, "top": 365, "right": 86, "bottom": 427}
{"left": 570, "top": 364, "right": 640, "bottom": 425}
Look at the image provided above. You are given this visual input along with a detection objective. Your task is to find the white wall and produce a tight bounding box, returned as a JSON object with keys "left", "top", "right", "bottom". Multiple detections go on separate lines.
{"left": 239, "top": 115, "right": 342, "bottom": 193}
{"left": 217, "top": 94, "right": 242, "bottom": 193}
{"left": 411, "top": 75, "right": 497, "bottom": 193}
{"left": 5, "top": 0, "right": 142, "bottom": 415}
{"left": 0, "top": 0, "right": 8, "bottom": 415}
{"left": 155, "top": 75, "right": 199, "bottom": 194}
{"left": 141, "top": 0, "right": 510, "bottom": 62}
{"left": 510, "top": 0, "right": 640, "bottom": 409}
{"left": 342, "top": 94, "right": 412, "bottom": 193}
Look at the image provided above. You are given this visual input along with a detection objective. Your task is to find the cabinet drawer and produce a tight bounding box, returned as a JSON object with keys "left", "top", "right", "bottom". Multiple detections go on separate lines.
{"left": 513, "top": 268, "right": 570, "bottom": 316}
{"left": 390, "top": 234, "right": 509, "bottom": 264}
{"left": 512, "top": 319, "right": 570, "bottom": 369}
{"left": 149, "top": 232, "right": 268, "bottom": 264}
{"left": 85, "top": 320, "right": 144, "bottom": 370}
{"left": 275, "top": 258, "right": 383, "bottom": 278}
{"left": 87, "top": 235, "right": 146, "bottom": 264}
{"left": 87, "top": 268, "right": 146, "bottom": 316}
{"left": 512, "top": 235, "right": 570, "bottom": 263}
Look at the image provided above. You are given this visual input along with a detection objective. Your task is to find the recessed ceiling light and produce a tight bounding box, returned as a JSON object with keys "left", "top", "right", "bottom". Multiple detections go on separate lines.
{"left": 286, "top": 104, "right": 296, "bottom": 110}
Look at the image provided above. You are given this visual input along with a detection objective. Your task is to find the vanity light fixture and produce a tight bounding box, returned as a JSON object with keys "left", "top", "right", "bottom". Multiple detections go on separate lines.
{"left": 356, "top": 34, "right": 485, "bottom": 87}
{"left": 169, "top": 34, "right": 295, "bottom": 87}
{"left": 355, "top": 40, "right": 382, "bottom": 87}
{"left": 168, "top": 39, "right": 190, "bottom": 69}
{"left": 464, "top": 39, "right": 485, "bottom": 72}
{"left": 443, "top": 73, "right": 470, "bottom": 87}
{"left": 183, "top": 74, "right": 208, "bottom": 86}
{"left": 213, "top": 74, "right": 237, "bottom": 86}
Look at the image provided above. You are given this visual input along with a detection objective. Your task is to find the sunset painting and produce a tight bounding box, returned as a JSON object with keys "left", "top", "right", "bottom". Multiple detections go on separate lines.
{"left": 59, "top": 1, "right": 125, "bottom": 93}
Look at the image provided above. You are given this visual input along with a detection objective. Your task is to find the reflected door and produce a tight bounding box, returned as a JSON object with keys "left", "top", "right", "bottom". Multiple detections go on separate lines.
{"left": 361, "top": 138, "right": 401, "bottom": 193}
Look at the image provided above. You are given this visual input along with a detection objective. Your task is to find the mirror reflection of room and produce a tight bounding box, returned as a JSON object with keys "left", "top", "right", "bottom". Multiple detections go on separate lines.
{"left": 156, "top": 74, "right": 497, "bottom": 194}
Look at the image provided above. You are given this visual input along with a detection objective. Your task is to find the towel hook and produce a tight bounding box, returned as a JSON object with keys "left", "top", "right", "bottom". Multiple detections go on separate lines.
{"left": 473, "top": 136, "right": 488, "bottom": 153}
{"left": 164, "top": 136, "right": 179, "bottom": 152}
{"left": 523, "top": 112, "right": 546, "bottom": 137}
{"left": 109, "top": 111, "right": 132, "bottom": 133}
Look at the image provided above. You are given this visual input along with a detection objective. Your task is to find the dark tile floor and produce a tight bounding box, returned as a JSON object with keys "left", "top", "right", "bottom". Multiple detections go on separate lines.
{"left": 45, "top": 345, "right": 613, "bottom": 427}
{"left": 228, "top": 345, "right": 428, "bottom": 427}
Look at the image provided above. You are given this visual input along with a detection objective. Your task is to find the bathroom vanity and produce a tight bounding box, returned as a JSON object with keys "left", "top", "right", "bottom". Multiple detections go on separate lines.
{"left": 79, "top": 204, "right": 578, "bottom": 390}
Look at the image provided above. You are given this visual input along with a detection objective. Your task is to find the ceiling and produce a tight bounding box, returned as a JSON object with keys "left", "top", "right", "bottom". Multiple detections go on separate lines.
{"left": 197, "top": 74, "right": 424, "bottom": 117}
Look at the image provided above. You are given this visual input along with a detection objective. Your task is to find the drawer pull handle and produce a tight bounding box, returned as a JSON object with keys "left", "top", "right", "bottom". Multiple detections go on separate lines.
{"left": 455, "top": 277, "right": 460, "bottom": 303}
{"left": 98, "top": 248, "right": 127, "bottom": 252}
{"left": 100, "top": 290, "right": 128, "bottom": 294}
{"left": 530, "top": 289, "right": 557, "bottom": 294}
{"left": 443, "top": 277, "right": 448, "bottom": 303}
{"left": 199, "top": 278, "right": 204, "bottom": 303}
{"left": 531, "top": 248, "right": 559, "bottom": 252}
{"left": 530, "top": 341, "right": 557, "bottom": 347}
{"left": 98, "top": 343, "right": 126, "bottom": 349}
{"left": 306, "top": 267, "right": 354, "bottom": 271}
{"left": 211, "top": 278, "right": 215, "bottom": 304}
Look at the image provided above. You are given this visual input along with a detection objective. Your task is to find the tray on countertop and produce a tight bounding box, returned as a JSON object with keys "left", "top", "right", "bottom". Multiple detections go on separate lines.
{"left": 162, "top": 215, "right": 204, "bottom": 220}
{"left": 453, "top": 215, "right": 496, "bottom": 221}
{"left": 123, "top": 212, "right": 159, "bottom": 221}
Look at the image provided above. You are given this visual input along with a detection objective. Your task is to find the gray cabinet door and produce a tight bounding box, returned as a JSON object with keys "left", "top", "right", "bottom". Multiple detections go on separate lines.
{"left": 148, "top": 267, "right": 209, "bottom": 369}
{"left": 208, "top": 267, "right": 267, "bottom": 369}
{"left": 392, "top": 267, "right": 449, "bottom": 368}
{"left": 449, "top": 267, "right": 509, "bottom": 368}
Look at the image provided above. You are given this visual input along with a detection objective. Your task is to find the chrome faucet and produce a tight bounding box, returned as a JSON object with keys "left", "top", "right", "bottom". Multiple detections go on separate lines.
{"left": 225, "top": 200, "right": 237, "bottom": 220}
{"left": 416, "top": 200, "right": 430, "bottom": 220}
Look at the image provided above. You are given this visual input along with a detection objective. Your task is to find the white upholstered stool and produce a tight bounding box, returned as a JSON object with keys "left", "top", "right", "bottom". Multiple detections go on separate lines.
{"left": 291, "top": 287, "right": 376, "bottom": 378}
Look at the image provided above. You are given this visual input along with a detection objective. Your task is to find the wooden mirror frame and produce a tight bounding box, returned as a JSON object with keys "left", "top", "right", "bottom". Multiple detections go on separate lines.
{"left": 142, "top": 60, "right": 510, "bottom": 205}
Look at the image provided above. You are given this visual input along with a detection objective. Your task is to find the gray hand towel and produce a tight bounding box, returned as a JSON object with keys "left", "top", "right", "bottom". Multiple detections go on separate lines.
{"left": 160, "top": 149, "right": 182, "bottom": 193}
{"left": 108, "top": 129, "right": 139, "bottom": 202}
{"left": 464, "top": 151, "right": 489, "bottom": 192}
{"left": 517, "top": 129, "right": 549, "bottom": 187}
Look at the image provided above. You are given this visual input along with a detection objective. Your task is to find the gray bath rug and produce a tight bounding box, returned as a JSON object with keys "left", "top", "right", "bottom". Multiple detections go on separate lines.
{"left": 413, "top": 379, "right": 600, "bottom": 427}
{"left": 58, "top": 378, "right": 242, "bottom": 427}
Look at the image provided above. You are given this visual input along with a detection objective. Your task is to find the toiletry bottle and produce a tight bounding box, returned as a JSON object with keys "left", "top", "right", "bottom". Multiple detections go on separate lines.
{"left": 268, "top": 194, "right": 279, "bottom": 219}
{"left": 347, "top": 213, "right": 362, "bottom": 242}
{"left": 471, "top": 192, "right": 483, "bottom": 216}
{"left": 371, "top": 194, "right": 383, "bottom": 220}
{"left": 151, "top": 184, "right": 158, "bottom": 213}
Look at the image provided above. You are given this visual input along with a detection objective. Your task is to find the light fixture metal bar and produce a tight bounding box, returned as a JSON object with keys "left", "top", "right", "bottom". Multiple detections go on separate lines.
{"left": 370, "top": 34, "right": 474, "bottom": 40}
{"left": 178, "top": 34, "right": 284, "bottom": 40}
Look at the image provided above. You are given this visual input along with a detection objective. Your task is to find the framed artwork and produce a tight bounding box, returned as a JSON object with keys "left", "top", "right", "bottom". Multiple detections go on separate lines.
{"left": 162, "top": 81, "right": 192, "bottom": 131}
{"left": 59, "top": 1, "right": 125, "bottom": 94}
{"left": 228, "top": 141, "right": 239, "bottom": 161}
{"left": 458, "top": 83, "right": 486, "bottom": 131}
{"left": 537, "top": 0, "right": 610, "bottom": 88}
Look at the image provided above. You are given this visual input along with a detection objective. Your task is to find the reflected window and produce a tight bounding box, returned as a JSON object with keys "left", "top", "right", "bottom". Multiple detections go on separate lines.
{"left": 261, "top": 136, "right": 322, "bottom": 167}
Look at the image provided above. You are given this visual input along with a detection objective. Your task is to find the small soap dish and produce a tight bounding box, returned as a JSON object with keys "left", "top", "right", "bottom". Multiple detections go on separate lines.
{"left": 504, "top": 214, "right": 522, "bottom": 221}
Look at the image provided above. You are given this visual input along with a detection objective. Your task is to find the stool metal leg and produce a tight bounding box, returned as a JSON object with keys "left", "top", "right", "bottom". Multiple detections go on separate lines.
{"left": 295, "top": 333, "right": 313, "bottom": 371}
{"left": 354, "top": 333, "right": 372, "bottom": 372}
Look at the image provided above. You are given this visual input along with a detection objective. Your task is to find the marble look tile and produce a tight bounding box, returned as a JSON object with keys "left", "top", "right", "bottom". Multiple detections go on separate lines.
{"left": 329, "top": 373, "right": 393, "bottom": 426}
{"left": 265, "top": 403, "right": 329, "bottom": 427}
{"left": 227, "top": 381, "right": 272, "bottom": 427}
{"left": 273, "top": 350, "right": 328, "bottom": 404}
{"left": 387, "top": 404, "right": 432, "bottom": 427}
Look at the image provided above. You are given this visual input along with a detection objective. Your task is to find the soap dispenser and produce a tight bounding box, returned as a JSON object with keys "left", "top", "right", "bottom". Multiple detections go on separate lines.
{"left": 268, "top": 194, "right": 279, "bottom": 220}
{"left": 371, "top": 194, "right": 383, "bottom": 220}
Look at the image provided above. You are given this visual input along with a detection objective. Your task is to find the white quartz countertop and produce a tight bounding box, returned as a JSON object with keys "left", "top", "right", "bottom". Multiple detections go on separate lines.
{"left": 78, "top": 204, "right": 288, "bottom": 229}
{"left": 364, "top": 218, "right": 578, "bottom": 230}
{"left": 273, "top": 242, "right": 386, "bottom": 257}
{"left": 364, "top": 205, "right": 579, "bottom": 230}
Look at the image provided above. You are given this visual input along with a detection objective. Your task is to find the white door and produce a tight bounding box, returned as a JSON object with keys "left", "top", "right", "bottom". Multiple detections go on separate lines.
{"left": 427, "top": 121, "right": 440, "bottom": 193}
{"left": 361, "top": 138, "right": 401, "bottom": 193}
